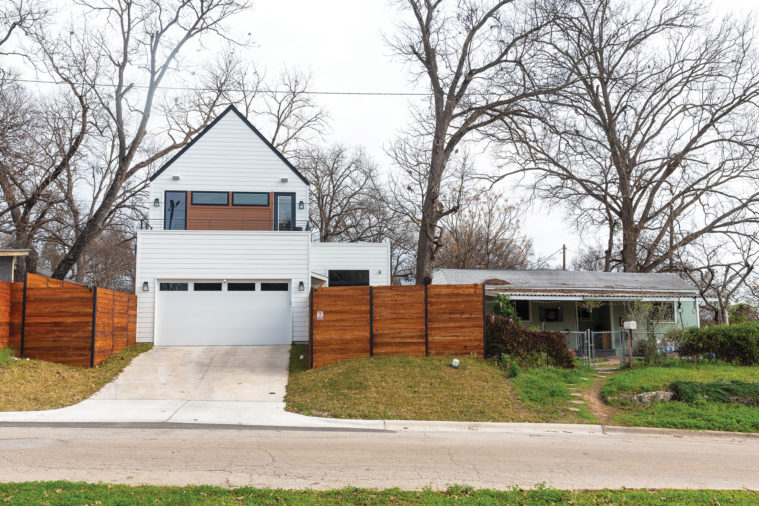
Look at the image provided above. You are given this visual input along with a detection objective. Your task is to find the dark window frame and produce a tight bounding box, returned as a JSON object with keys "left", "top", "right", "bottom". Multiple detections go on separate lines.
{"left": 191, "top": 191, "right": 229, "bottom": 206}
{"left": 227, "top": 282, "right": 257, "bottom": 291}
{"left": 159, "top": 282, "right": 188, "bottom": 291}
{"left": 515, "top": 300, "right": 530, "bottom": 321}
{"left": 328, "top": 270, "right": 370, "bottom": 287}
{"left": 193, "top": 282, "right": 223, "bottom": 291}
{"left": 163, "top": 190, "right": 187, "bottom": 230}
{"left": 273, "top": 192, "right": 296, "bottom": 231}
{"left": 232, "top": 192, "right": 269, "bottom": 207}
{"left": 261, "top": 282, "right": 289, "bottom": 292}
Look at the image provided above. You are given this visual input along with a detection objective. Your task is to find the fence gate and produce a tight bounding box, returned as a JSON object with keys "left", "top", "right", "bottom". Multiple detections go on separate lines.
{"left": 567, "top": 330, "right": 624, "bottom": 369}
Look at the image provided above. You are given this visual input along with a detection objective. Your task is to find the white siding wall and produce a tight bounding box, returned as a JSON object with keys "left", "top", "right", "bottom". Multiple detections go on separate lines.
{"left": 148, "top": 110, "right": 309, "bottom": 230}
{"left": 136, "top": 231, "right": 311, "bottom": 344}
{"left": 310, "top": 242, "right": 391, "bottom": 286}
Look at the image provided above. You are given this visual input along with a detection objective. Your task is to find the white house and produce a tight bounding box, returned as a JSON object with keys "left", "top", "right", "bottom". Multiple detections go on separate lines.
{"left": 135, "top": 105, "right": 390, "bottom": 346}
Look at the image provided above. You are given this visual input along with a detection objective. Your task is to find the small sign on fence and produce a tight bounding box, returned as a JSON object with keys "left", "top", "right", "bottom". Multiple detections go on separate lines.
{"left": 316, "top": 311, "right": 324, "bottom": 320}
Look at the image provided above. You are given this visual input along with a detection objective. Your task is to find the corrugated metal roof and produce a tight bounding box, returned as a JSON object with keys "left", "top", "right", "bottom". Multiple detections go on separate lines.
{"left": 433, "top": 269, "right": 697, "bottom": 294}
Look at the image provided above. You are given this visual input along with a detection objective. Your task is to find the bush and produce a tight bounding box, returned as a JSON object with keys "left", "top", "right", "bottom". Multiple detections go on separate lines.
{"left": 486, "top": 315, "right": 574, "bottom": 369}
{"left": 492, "top": 294, "right": 521, "bottom": 324}
{"left": 499, "top": 353, "right": 521, "bottom": 377}
{"left": 673, "top": 323, "right": 759, "bottom": 365}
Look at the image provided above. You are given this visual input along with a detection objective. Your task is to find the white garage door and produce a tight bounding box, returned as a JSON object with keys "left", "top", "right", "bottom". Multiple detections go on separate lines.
{"left": 156, "top": 280, "right": 292, "bottom": 346}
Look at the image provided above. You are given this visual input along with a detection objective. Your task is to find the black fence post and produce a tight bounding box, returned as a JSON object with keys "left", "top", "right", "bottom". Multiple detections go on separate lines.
{"left": 369, "top": 286, "right": 374, "bottom": 357}
{"left": 19, "top": 272, "right": 27, "bottom": 357}
{"left": 90, "top": 287, "right": 98, "bottom": 368}
{"left": 424, "top": 283, "right": 429, "bottom": 357}
{"left": 308, "top": 287, "right": 314, "bottom": 369}
{"left": 482, "top": 283, "right": 487, "bottom": 358}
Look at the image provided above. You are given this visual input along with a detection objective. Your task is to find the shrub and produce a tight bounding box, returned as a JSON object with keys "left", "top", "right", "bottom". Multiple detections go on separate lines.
{"left": 499, "top": 353, "right": 521, "bottom": 377}
{"left": 673, "top": 323, "right": 759, "bottom": 365}
{"left": 493, "top": 294, "right": 521, "bottom": 324}
{"left": 486, "top": 315, "right": 574, "bottom": 369}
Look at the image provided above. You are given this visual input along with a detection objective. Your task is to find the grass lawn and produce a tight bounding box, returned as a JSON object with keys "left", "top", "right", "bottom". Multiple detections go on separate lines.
{"left": 286, "top": 345, "right": 590, "bottom": 423}
{"left": 602, "top": 361, "right": 759, "bottom": 432}
{"left": 1, "top": 482, "right": 758, "bottom": 505}
{"left": 0, "top": 344, "right": 151, "bottom": 411}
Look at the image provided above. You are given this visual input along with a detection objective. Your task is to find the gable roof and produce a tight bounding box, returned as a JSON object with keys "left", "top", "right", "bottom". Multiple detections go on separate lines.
{"left": 433, "top": 269, "right": 698, "bottom": 298}
{"left": 149, "top": 105, "right": 310, "bottom": 185}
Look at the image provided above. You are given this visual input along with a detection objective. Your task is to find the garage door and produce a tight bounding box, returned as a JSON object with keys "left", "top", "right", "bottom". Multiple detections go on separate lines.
{"left": 156, "top": 280, "right": 292, "bottom": 346}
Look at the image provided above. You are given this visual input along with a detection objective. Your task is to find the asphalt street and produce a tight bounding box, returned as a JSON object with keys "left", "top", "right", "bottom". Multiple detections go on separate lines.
{"left": 0, "top": 424, "right": 757, "bottom": 490}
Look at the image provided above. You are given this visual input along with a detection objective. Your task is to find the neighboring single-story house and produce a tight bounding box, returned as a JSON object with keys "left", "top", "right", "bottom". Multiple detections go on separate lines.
{"left": 135, "top": 105, "right": 390, "bottom": 347}
{"left": 433, "top": 269, "right": 700, "bottom": 355}
{"left": 0, "top": 249, "right": 29, "bottom": 282}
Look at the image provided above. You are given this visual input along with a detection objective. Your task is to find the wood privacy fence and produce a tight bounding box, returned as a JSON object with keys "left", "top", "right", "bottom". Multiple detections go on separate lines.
{"left": 0, "top": 273, "right": 136, "bottom": 367}
{"left": 309, "top": 284, "right": 485, "bottom": 368}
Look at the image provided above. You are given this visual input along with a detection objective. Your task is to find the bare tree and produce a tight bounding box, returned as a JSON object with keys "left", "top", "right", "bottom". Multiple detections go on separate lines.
{"left": 498, "top": 0, "right": 759, "bottom": 273}
{"left": 43, "top": 0, "right": 247, "bottom": 279}
{"left": 388, "top": 0, "right": 564, "bottom": 283}
{"left": 677, "top": 236, "right": 759, "bottom": 325}
{"left": 436, "top": 192, "right": 532, "bottom": 269}
{"left": 297, "top": 145, "right": 384, "bottom": 242}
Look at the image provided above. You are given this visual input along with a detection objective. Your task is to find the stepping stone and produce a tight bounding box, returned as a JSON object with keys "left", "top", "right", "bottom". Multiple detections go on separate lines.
{"left": 568, "top": 407, "right": 580, "bottom": 412}
{"left": 580, "top": 377, "right": 590, "bottom": 381}
{"left": 571, "top": 393, "right": 583, "bottom": 397}
{"left": 570, "top": 400, "right": 584, "bottom": 404}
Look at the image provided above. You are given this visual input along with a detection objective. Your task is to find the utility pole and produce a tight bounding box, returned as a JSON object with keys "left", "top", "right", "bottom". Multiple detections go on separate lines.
{"left": 562, "top": 244, "right": 567, "bottom": 270}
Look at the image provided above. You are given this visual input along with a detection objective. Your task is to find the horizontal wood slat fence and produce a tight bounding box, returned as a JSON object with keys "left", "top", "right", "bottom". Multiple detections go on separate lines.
{"left": 0, "top": 273, "right": 136, "bottom": 367}
{"left": 309, "top": 284, "right": 485, "bottom": 368}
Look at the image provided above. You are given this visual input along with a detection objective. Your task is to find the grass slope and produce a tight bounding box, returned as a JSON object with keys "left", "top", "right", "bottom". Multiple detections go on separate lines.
{"left": 603, "top": 362, "right": 759, "bottom": 432}
{"left": 1, "top": 482, "right": 758, "bottom": 505}
{"left": 286, "top": 346, "right": 590, "bottom": 423}
{"left": 512, "top": 366, "right": 595, "bottom": 422}
{"left": 0, "top": 344, "right": 151, "bottom": 411}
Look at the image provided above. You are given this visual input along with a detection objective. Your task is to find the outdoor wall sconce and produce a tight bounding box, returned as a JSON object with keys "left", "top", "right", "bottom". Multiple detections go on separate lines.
{"left": 153, "top": 198, "right": 160, "bottom": 207}
{"left": 281, "top": 177, "right": 288, "bottom": 183}
{"left": 142, "top": 281, "right": 149, "bottom": 292}
{"left": 298, "top": 201, "right": 305, "bottom": 210}
{"left": 298, "top": 281, "right": 305, "bottom": 291}
{"left": 172, "top": 175, "right": 180, "bottom": 180}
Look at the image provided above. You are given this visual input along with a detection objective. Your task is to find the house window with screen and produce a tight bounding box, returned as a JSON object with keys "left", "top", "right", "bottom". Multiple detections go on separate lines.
{"left": 328, "top": 270, "right": 369, "bottom": 287}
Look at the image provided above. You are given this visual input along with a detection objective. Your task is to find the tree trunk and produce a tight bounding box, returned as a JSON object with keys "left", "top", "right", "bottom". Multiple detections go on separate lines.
{"left": 620, "top": 207, "right": 638, "bottom": 272}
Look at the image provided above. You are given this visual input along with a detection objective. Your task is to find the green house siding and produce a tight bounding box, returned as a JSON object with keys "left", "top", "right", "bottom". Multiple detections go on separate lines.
{"left": 486, "top": 297, "right": 700, "bottom": 333}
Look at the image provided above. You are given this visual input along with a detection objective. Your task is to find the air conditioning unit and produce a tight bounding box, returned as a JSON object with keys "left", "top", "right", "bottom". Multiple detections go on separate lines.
{"left": 539, "top": 307, "right": 563, "bottom": 322}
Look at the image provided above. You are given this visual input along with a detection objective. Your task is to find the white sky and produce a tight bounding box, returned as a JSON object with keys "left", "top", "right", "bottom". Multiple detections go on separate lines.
{"left": 236, "top": 0, "right": 759, "bottom": 266}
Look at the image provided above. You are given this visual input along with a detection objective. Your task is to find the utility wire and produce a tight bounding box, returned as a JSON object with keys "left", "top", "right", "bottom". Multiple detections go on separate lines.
{"left": 14, "top": 78, "right": 431, "bottom": 96}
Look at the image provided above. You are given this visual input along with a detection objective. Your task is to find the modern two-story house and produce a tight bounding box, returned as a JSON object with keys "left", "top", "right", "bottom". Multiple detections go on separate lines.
{"left": 135, "top": 105, "right": 390, "bottom": 347}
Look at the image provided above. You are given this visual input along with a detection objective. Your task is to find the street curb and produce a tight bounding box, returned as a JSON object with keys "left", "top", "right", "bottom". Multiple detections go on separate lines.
{"left": 383, "top": 420, "right": 605, "bottom": 434}
{"left": 602, "top": 425, "right": 759, "bottom": 439}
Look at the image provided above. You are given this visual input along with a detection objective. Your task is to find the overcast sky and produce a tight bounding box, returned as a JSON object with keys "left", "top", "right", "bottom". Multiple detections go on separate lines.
{"left": 234, "top": 0, "right": 759, "bottom": 266}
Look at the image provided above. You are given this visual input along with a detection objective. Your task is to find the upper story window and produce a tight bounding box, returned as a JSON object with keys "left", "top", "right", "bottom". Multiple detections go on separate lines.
{"left": 191, "top": 191, "right": 229, "bottom": 206}
{"left": 164, "top": 191, "right": 187, "bottom": 230}
{"left": 232, "top": 192, "right": 269, "bottom": 206}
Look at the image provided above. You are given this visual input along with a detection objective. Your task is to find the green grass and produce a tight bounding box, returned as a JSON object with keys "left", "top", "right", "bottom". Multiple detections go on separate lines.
{"left": 602, "top": 362, "right": 759, "bottom": 432}
{"left": 669, "top": 380, "right": 759, "bottom": 403}
{"left": 602, "top": 361, "right": 759, "bottom": 399}
{"left": 286, "top": 347, "right": 590, "bottom": 423}
{"left": 615, "top": 400, "right": 759, "bottom": 432}
{"left": 0, "top": 344, "right": 151, "bottom": 411}
{"left": 0, "top": 347, "right": 14, "bottom": 368}
{"left": 1, "top": 482, "right": 758, "bottom": 505}
{"left": 511, "top": 366, "right": 595, "bottom": 422}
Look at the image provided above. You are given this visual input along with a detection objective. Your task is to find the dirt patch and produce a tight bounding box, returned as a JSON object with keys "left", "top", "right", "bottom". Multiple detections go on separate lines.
{"left": 583, "top": 373, "right": 621, "bottom": 425}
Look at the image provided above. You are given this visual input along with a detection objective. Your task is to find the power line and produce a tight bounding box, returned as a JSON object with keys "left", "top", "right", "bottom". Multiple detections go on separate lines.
{"left": 14, "top": 78, "right": 431, "bottom": 97}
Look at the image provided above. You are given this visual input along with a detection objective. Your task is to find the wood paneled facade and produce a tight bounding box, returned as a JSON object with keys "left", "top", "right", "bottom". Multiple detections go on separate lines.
{"left": 186, "top": 191, "right": 274, "bottom": 231}
{"left": 0, "top": 273, "right": 137, "bottom": 367}
{"left": 309, "top": 284, "right": 485, "bottom": 368}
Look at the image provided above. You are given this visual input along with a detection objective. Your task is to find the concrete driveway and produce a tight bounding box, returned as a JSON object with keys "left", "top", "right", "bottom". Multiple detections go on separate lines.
{"left": 92, "top": 346, "right": 289, "bottom": 402}
{"left": 0, "top": 345, "right": 365, "bottom": 428}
